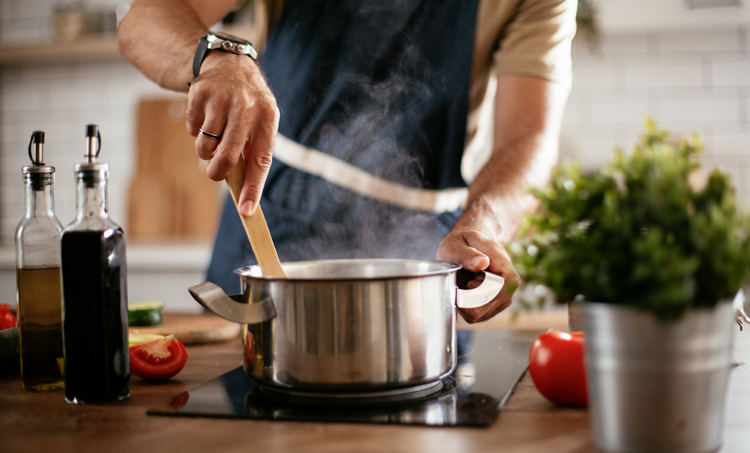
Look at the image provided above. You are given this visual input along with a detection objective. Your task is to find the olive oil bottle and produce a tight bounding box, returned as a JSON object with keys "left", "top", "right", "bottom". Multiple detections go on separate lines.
{"left": 15, "top": 131, "right": 65, "bottom": 391}
{"left": 61, "top": 125, "right": 130, "bottom": 404}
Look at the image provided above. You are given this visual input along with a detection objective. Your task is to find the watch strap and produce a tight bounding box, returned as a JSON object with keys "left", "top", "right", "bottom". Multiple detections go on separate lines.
{"left": 193, "top": 35, "right": 210, "bottom": 79}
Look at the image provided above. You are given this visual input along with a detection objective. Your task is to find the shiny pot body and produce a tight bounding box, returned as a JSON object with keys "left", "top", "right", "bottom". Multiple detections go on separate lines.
{"left": 582, "top": 301, "right": 734, "bottom": 453}
{"left": 239, "top": 259, "right": 459, "bottom": 391}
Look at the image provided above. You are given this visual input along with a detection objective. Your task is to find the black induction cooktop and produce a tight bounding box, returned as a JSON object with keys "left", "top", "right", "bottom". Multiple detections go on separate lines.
{"left": 148, "top": 329, "right": 540, "bottom": 427}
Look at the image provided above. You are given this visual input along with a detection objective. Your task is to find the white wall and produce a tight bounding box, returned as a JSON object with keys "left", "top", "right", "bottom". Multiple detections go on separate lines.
{"left": 0, "top": 0, "right": 171, "bottom": 243}
{"left": 597, "top": 0, "right": 750, "bottom": 33}
{"left": 562, "top": 25, "right": 750, "bottom": 205}
{"left": 2, "top": 0, "right": 750, "bottom": 309}
{"left": 0, "top": 0, "right": 208, "bottom": 312}
{"left": 1, "top": 61, "right": 170, "bottom": 242}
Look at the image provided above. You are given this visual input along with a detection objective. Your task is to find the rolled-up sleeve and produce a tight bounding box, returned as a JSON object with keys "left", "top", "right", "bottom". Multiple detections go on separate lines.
{"left": 492, "top": 0, "right": 577, "bottom": 89}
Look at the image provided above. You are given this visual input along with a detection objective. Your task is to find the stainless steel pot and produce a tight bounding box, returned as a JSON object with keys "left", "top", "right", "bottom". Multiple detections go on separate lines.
{"left": 189, "top": 259, "right": 504, "bottom": 392}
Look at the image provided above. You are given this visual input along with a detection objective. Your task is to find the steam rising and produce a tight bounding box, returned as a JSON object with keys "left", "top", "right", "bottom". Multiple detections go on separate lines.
{"left": 272, "top": 9, "right": 459, "bottom": 264}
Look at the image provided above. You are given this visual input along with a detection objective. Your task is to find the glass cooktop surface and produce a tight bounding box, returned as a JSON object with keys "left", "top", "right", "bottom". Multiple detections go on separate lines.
{"left": 148, "top": 329, "right": 540, "bottom": 427}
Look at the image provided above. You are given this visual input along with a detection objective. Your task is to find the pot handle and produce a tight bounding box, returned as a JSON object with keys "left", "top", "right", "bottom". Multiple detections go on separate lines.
{"left": 456, "top": 269, "right": 507, "bottom": 321}
{"left": 188, "top": 281, "right": 277, "bottom": 324}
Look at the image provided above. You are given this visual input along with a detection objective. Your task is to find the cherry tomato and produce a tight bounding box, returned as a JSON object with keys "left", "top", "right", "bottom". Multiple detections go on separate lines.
{"left": 129, "top": 335, "right": 188, "bottom": 381}
{"left": 0, "top": 304, "right": 16, "bottom": 330}
{"left": 528, "top": 330, "right": 588, "bottom": 407}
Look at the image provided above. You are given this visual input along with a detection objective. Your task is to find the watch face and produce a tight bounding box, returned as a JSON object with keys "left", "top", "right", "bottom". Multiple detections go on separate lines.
{"left": 211, "top": 31, "right": 250, "bottom": 44}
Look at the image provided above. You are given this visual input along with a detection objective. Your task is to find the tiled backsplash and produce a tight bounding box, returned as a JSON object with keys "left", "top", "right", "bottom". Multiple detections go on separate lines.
{"left": 1, "top": 0, "right": 750, "bottom": 244}
{"left": 0, "top": 0, "right": 171, "bottom": 244}
{"left": 0, "top": 60, "right": 170, "bottom": 244}
{"left": 563, "top": 27, "right": 750, "bottom": 205}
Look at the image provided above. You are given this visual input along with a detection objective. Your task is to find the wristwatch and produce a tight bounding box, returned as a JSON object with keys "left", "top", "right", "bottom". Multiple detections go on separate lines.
{"left": 192, "top": 31, "right": 258, "bottom": 79}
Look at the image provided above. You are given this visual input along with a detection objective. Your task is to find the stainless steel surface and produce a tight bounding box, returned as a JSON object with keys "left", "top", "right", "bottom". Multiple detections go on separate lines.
{"left": 259, "top": 380, "right": 444, "bottom": 401}
{"left": 568, "top": 300, "right": 583, "bottom": 331}
{"left": 207, "top": 32, "right": 259, "bottom": 60}
{"left": 189, "top": 282, "right": 276, "bottom": 324}
{"left": 732, "top": 289, "right": 748, "bottom": 331}
{"left": 456, "top": 270, "right": 505, "bottom": 310}
{"left": 582, "top": 301, "right": 734, "bottom": 453}
{"left": 189, "top": 259, "right": 506, "bottom": 392}
{"left": 149, "top": 329, "right": 536, "bottom": 427}
{"left": 241, "top": 259, "right": 458, "bottom": 391}
{"left": 28, "top": 130, "right": 45, "bottom": 165}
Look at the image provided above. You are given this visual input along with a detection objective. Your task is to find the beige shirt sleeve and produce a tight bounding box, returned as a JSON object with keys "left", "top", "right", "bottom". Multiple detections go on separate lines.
{"left": 463, "top": 0, "right": 576, "bottom": 183}
{"left": 491, "top": 0, "right": 577, "bottom": 88}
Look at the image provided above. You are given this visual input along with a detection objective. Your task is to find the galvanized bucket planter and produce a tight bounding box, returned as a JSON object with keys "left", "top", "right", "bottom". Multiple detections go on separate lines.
{"left": 581, "top": 301, "right": 734, "bottom": 453}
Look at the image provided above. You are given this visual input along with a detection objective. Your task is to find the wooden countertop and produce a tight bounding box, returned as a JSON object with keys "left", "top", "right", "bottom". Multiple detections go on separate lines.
{"left": 1, "top": 311, "right": 747, "bottom": 453}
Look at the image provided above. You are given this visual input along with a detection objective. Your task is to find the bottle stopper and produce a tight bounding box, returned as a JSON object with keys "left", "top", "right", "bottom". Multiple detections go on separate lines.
{"left": 74, "top": 124, "right": 108, "bottom": 179}
{"left": 23, "top": 131, "right": 54, "bottom": 178}
{"left": 85, "top": 124, "right": 101, "bottom": 163}
{"left": 28, "top": 131, "right": 45, "bottom": 166}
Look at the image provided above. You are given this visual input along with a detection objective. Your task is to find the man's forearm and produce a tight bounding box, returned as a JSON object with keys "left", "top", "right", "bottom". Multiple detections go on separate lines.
{"left": 117, "top": 0, "right": 234, "bottom": 91}
{"left": 456, "top": 75, "right": 568, "bottom": 244}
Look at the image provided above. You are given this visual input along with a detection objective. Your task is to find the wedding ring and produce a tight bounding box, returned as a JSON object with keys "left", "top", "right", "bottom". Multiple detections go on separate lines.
{"left": 199, "top": 129, "right": 223, "bottom": 140}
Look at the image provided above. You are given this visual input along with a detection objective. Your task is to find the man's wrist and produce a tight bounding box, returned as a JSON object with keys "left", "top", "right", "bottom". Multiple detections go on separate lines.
{"left": 192, "top": 32, "right": 257, "bottom": 81}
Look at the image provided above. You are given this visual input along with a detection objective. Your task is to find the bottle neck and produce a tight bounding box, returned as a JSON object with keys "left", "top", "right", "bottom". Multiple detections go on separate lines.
{"left": 75, "top": 177, "right": 109, "bottom": 220}
{"left": 24, "top": 175, "right": 56, "bottom": 219}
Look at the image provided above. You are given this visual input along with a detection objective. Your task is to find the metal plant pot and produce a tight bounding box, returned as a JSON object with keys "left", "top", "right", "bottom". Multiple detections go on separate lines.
{"left": 189, "top": 259, "right": 505, "bottom": 392}
{"left": 582, "top": 301, "right": 734, "bottom": 453}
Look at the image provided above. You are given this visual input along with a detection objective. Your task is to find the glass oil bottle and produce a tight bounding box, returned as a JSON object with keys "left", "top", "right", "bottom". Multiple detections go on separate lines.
{"left": 15, "top": 131, "right": 65, "bottom": 391}
{"left": 61, "top": 124, "right": 130, "bottom": 404}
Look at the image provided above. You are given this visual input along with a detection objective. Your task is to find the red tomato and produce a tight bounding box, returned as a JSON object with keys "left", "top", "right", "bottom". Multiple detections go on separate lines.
{"left": 0, "top": 304, "right": 16, "bottom": 330}
{"left": 129, "top": 335, "right": 188, "bottom": 381}
{"left": 528, "top": 330, "right": 588, "bottom": 407}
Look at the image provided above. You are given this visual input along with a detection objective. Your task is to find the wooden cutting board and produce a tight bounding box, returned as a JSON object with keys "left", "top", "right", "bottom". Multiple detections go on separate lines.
{"left": 129, "top": 312, "right": 241, "bottom": 345}
{"left": 127, "top": 97, "right": 223, "bottom": 240}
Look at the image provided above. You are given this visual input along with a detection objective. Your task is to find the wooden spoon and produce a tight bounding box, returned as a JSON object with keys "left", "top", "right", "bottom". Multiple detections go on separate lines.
{"left": 225, "top": 157, "right": 288, "bottom": 278}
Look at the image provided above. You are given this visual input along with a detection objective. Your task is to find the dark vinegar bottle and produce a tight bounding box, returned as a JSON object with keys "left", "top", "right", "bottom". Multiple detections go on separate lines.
{"left": 61, "top": 125, "right": 130, "bottom": 404}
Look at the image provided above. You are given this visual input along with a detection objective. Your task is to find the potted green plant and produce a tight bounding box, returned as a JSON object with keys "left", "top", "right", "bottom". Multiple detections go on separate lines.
{"left": 510, "top": 120, "right": 750, "bottom": 453}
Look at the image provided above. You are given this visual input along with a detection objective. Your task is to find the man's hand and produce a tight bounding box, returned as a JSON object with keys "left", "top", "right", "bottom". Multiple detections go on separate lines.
{"left": 438, "top": 75, "right": 568, "bottom": 323}
{"left": 187, "top": 53, "right": 279, "bottom": 216}
{"left": 437, "top": 229, "right": 520, "bottom": 323}
{"left": 118, "top": 0, "right": 278, "bottom": 216}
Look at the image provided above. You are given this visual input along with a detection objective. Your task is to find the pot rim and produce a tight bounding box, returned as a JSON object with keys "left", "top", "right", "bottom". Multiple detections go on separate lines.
{"left": 234, "top": 258, "right": 463, "bottom": 282}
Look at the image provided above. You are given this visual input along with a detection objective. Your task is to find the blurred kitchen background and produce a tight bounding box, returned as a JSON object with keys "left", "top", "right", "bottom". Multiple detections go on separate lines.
{"left": 0, "top": 0, "right": 749, "bottom": 311}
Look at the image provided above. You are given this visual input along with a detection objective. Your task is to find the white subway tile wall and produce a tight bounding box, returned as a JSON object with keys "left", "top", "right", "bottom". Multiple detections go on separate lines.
{"left": 0, "top": 0, "right": 172, "bottom": 244}
{"left": 0, "top": 60, "right": 168, "bottom": 242}
{"left": 564, "top": 27, "right": 750, "bottom": 206}
{"left": 1, "top": 0, "right": 750, "bottom": 244}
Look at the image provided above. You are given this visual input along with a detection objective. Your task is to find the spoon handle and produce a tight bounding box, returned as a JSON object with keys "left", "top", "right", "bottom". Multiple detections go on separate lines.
{"left": 225, "top": 157, "right": 288, "bottom": 278}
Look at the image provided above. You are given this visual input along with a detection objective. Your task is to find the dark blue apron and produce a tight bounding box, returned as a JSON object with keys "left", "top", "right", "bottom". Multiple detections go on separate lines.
{"left": 208, "top": 0, "right": 479, "bottom": 293}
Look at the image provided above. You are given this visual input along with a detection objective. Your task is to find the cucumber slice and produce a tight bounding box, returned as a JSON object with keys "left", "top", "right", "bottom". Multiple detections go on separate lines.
{"left": 129, "top": 333, "right": 165, "bottom": 346}
{"left": 128, "top": 300, "right": 166, "bottom": 327}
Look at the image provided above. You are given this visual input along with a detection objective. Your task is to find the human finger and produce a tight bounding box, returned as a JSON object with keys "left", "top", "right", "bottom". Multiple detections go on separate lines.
{"left": 186, "top": 83, "right": 227, "bottom": 160}
{"left": 236, "top": 96, "right": 279, "bottom": 216}
{"left": 205, "top": 108, "right": 253, "bottom": 183}
{"left": 436, "top": 231, "right": 490, "bottom": 272}
{"left": 439, "top": 230, "right": 521, "bottom": 323}
{"left": 195, "top": 115, "right": 227, "bottom": 161}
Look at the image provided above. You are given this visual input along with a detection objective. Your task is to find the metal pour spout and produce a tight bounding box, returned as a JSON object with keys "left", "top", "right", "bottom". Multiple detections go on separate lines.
{"left": 28, "top": 131, "right": 45, "bottom": 165}
{"left": 85, "top": 124, "right": 101, "bottom": 163}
